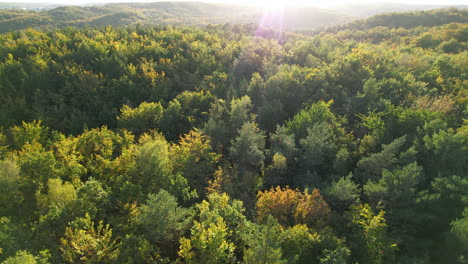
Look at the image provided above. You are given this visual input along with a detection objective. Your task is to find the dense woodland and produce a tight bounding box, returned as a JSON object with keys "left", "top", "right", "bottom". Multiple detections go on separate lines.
{"left": 0, "top": 2, "right": 353, "bottom": 33}
{"left": 0, "top": 7, "right": 467, "bottom": 264}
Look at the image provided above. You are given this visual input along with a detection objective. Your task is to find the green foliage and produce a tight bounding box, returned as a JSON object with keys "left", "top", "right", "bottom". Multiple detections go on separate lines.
{"left": 60, "top": 213, "right": 119, "bottom": 263}
{"left": 1, "top": 250, "right": 49, "bottom": 264}
{"left": 132, "top": 132, "right": 173, "bottom": 194}
{"left": 346, "top": 204, "right": 395, "bottom": 264}
{"left": 281, "top": 225, "right": 349, "bottom": 264}
{"left": 296, "top": 122, "right": 337, "bottom": 187}
{"left": 449, "top": 208, "right": 468, "bottom": 261}
{"left": 117, "top": 101, "right": 164, "bottom": 135}
{"left": 0, "top": 160, "right": 21, "bottom": 217}
{"left": 160, "top": 91, "right": 215, "bottom": 141}
{"left": 134, "top": 190, "right": 192, "bottom": 246}
{"left": 179, "top": 199, "right": 236, "bottom": 264}
{"left": 171, "top": 130, "right": 220, "bottom": 197}
{"left": 286, "top": 101, "right": 337, "bottom": 141}
{"left": 229, "top": 96, "right": 254, "bottom": 131}
{"left": 0, "top": 9, "right": 465, "bottom": 263}
{"left": 243, "top": 216, "right": 284, "bottom": 264}
{"left": 229, "top": 121, "right": 266, "bottom": 171}
{"left": 0, "top": 217, "right": 32, "bottom": 262}
{"left": 7, "top": 121, "right": 51, "bottom": 150}
{"left": 355, "top": 136, "right": 407, "bottom": 182}
{"left": 115, "top": 234, "right": 162, "bottom": 264}
{"left": 325, "top": 174, "right": 361, "bottom": 211}
{"left": 36, "top": 178, "right": 77, "bottom": 211}
{"left": 364, "top": 162, "right": 422, "bottom": 207}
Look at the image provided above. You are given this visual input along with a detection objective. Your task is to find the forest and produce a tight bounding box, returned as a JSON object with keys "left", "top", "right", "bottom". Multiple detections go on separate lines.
{"left": 0, "top": 2, "right": 353, "bottom": 33}
{"left": 0, "top": 7, "right": 466, "bottom": 264}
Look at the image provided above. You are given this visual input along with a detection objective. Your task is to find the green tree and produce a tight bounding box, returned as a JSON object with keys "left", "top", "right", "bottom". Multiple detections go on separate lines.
{"left": 243, "top": 216, "right": 284, "bottom": 264}
{"left": 2, "top": 250, "right": 49, "bottom": 264}
{"left": 134, "top": 190, "right": 192, "bottom": 254}
{"left": 229, "top": 122, "right": 265, "bottom": 172}
{"left": 346, "top": 204, "right": 395, "bottom": 264}
{"left": 117, "top": 102, "right": 164, "bottom": 135}
{"left": 178, "top": 199, "right": 236, "bottom": 264}
{"left": 36, "top": 178, "right": 77, "bottom": 212}
{"left": 0, "top": 160, "right": 21, "bottom": 217}
{"left": 170, "top": 130, "right": 220, "bottom": 198}
{"left": 324, "top": 174, "right": 360, "bottom": 211}
{"left": 60, "top": 213, "right": 119, "bottom": 264}
{"left": 160, "top": 91, "right": 215, "bottom": 141}
{"left": 229, "top": 96, "right": 254, "bottom": 131}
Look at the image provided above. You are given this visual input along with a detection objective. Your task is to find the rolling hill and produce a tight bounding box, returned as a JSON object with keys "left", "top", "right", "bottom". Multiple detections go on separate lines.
{"left": 0, "top": 2, "right": 354, "bottom": 33}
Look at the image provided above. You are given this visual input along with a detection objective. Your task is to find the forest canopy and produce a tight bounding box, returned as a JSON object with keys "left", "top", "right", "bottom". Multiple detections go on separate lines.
{"left": 0, "top": 7, "right": 466, "bottom": 264}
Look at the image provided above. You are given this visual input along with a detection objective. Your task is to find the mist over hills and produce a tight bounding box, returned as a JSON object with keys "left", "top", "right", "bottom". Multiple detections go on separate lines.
{"left": 0, "top": 2, "right": 466, "bottom": 33}
{"left": 327, "top": 3, "right": 467, "bottom": 18}
{"left": 0, "top": 2, "right": 355, "bottom": 33}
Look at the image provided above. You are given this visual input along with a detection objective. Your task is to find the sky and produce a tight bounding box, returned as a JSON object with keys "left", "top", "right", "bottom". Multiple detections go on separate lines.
{"left": 3, "top": 0, "right": 467, "bottom": 8}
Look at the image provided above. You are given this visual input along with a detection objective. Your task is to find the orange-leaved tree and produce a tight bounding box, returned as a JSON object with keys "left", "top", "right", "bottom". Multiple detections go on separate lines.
{"left": 256, "top": 186, "right": 330, "bottom": 227}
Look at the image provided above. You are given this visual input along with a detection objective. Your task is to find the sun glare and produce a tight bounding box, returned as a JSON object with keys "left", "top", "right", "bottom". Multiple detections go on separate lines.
{"left": 262, "top": 0, "right": 285, "bottom": 11}
{"left": 248, "top": 0, "right": 321, "bottom": 9}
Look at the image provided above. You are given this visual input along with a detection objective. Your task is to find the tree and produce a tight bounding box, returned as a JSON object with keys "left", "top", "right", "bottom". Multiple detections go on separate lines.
{"left": 285, "top": 101, "right": 337, "bottom": 142}
{"left": 243, "top": 216, "right": 284, "bottom": 264}
{"left": 134, "top": 190, "right": 192, "bottom": 253}
{"left": 36, "top": 178, "right": 77, "bottom": 212}
{"left": 1, "top": 250, "right": 49, "bottom": 264}
{"left": 7, "top": 120, "right": 51, "bottom": 150}
{"left": 0, "top": 217, "right": 32, "bottom": 262}
{"left": 117, "top": 101, "right": 164, "bottom": 135}
{"left": 178, "top": 199, "right": 236, "bottom": 264}
{"left": 324, "top": 174, "right": 361, "bottom": 211}
{"left": 296, "top": 122, "right": 337, "bottom": 187}
{"left": 132, "top": 132, "right": 173, "bottom": 194}
{"left": 264, "top": 153, "right": 288, "bottom": 187}
{"left": 229, "top": 121, "right": 266, "bottom": 172}
{"left": 281, "top": 225, "right": 349, "bottom": 264}
{"left": 346, "top": 204, "right": 395, "bottom": 264}
{"left": 448, "top": 208, "right": 468, "bottom": 262}
{"left": 170, "top": 130, "right": 220, "bottom": 198}
{"left": 256, "top": 186, "right": 330, "bottom": 227}
{"left": 0, "top": 160, "right": 21, "bottom": 217}
{"left": 159, "top": 91, "right": 215, "bottom": 141}
{"left": 60, "top": 213, "right": 119, "bottom": 264}
{"left": 364, "top": 162, "right": 422, "bottom": 209}
{"left": 229, "top": 96, "right": 254, "bottom": 131}
{"left": 355, "top": 136, "right": 406, "bottom": 182}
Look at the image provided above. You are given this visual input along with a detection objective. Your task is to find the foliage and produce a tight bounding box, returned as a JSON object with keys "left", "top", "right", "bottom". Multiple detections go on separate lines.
{"left": 60, "top": 213, "right": 119, "bottom": 263}
{"left": 134, "top": 190, "right": 192, "bottom": 246}
{"left": 256, "top": 186, "right": 330, "bottom": 227}
{"left": 117, "top": 101, "right": 164, "bottom": 135}
{"left": 0, "top": 9, "right": 465, "bottom": 263}
{"left": 346, "top": 204, "right": 395, "bottom": 264}
{"left": 178, "top": 198, "right": 236, "bottom": 264}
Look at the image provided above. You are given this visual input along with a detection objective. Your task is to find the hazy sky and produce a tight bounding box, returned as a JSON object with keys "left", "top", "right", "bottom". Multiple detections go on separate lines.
{"left": 6, "top": 0, "right": 468, "bottom": 7}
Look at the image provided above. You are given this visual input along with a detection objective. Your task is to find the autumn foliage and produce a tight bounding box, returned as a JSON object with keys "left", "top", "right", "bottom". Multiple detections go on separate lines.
{"left": 256, "top": 186, "right": 331, "bottom": 227}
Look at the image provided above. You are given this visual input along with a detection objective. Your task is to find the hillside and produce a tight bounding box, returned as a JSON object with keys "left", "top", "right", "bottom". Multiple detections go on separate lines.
{"left": 328, "top": 3, "right": 467, "bottom": 18}
{"left": 323, "top": 8, "right": 468, "bottom": 33}
{"left": 0, "top": 5, "right": 466, "bottom": 264}
{"left": 0, "top": 2, "right": 354, "bottom": 33}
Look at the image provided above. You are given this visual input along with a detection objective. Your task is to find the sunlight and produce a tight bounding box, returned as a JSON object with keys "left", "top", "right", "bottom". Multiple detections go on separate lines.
{"left": 262, "top": 0, "right": 285, "bottom": 11}
{"left": 248, "top": 0, "right": 318, "bottom": 8}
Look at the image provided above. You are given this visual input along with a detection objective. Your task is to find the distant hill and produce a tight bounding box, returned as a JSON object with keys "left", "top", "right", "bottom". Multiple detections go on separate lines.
{"left": 327, "top": 3, "right": 467, "bottom": 18}
{"left": 323, "top": 8, "right": 468, "bottom": 33}
{"left": 0, "top": 2, "right": 354, "bottom": 33}
{"left": 0, "top": 2, "right": 61, "bottom": 10}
